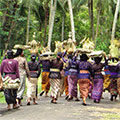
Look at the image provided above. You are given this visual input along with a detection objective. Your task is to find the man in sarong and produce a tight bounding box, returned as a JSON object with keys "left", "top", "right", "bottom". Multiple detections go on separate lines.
{"left": 0, "top": 50, "right": 20, "bottom": 110}
{"left": 49, "top": 52, "right": 63, "bottom": 104}
{"left": 14, "top": 48, "right": 30, "bottom": 106}
{"left": 39, "top": 55, "right": 51, "bottom": 97}
{"left": 27, "top": 54, "right": 41, "bottom": 105}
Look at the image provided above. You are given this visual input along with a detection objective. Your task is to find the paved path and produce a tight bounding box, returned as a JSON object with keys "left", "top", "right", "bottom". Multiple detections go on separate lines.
{"left": 0, "top": 92, "right": 120, "bottom": 120}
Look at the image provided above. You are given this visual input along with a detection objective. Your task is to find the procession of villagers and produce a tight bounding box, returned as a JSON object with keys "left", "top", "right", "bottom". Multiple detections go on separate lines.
{"left": 0, "top": 42, "right": 120, "bottom": 110}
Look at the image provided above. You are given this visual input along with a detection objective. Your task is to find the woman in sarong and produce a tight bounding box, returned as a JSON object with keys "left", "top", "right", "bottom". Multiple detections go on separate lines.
{"left": 103, "top": 64, "right": 111, "bottom": 91}
{"left": 62, "top": 51, "right": 70, "bottom": 99}
{"left": 0, "top": 50, "right": 20, "bottom": 110}
{"left": 39, "top": 55, "right": 51, "bottom": 97}
{"left": 27, "top": 54, "right": 41, "bottom": 105}
{"left": 49, "top": 52, "right": 63, "bottom": 104}
{"left": 108, "top": 58, "right": 119, "bottom": 101}
{"left": 14, "top": 48, "right": 30, "bottom": 106}
{"left": 78, "top": 54, "right": 93, "bottom": 105}
{"left": 67, "top": 54, "right": 79, "bottom": 101}
{"left": 91, "top": 57, "right": 106, "bottom": 103}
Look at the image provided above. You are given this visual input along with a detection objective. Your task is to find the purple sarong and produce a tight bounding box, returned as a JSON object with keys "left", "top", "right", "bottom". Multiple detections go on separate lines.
{"left": 91, "top": 74, "right": 103, "bottom": 101}
{"left": 68, "top": 75, "right": 78, "bottom": 98}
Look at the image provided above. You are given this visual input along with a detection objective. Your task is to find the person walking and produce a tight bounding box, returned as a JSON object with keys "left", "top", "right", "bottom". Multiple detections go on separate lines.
{"left": 27, "top": 54, "right": 41, "bottom": 105}
{"left": 0, "top": 50, "right": 20, "bottom": 110}
{"left": 14, "top": 48, "right": 30, "bottom": 106}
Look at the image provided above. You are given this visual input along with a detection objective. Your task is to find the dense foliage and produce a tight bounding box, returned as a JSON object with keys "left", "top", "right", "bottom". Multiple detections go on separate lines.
{"left": 0, "top": 0, "right": 120, "bottom": 57}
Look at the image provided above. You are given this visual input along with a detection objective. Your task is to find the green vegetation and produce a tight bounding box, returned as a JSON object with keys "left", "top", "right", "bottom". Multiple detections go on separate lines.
{"left": 0, "top": 0, "right": 120, "bottom": 54}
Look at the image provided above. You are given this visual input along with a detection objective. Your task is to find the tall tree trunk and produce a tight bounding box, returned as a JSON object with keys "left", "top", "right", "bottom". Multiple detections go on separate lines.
{"left": 44, "top": 4, "right": 49, "bottom": 46}
{"left": 47, "top": 0, "right": 57, "bottom": 49}
{"left": 95, "top": 0, "right": 102, "bottom": 47}
{"left": 88, "top": 0, "right": 91, "bottom": 20}
{"left": 111, "top": 0, "right": 120, "bottom": 41}
{"left": 7, "top": 21, "right": 16, "bottom": 49}
{"left": 26, "top": 0, "right": 31, "bottom": 44}
{"left": 61, "top": 15, "right": 65, "bottom": 41}
{"left": 88, "top": 0, "right": 94, "bottom": 40}
{"left": 91, "top": 0, "right": 94, "bottom": 40}
{"left": 68, "top": 0, "right": 76, "bottom": 42}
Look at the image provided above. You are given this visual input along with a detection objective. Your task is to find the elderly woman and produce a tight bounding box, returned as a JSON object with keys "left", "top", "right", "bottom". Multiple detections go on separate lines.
{"left": 78, "top": 54, "right": 93, "bottom": 105}
{"left": 0, "top": 50, "right": 20, "bottom": 110}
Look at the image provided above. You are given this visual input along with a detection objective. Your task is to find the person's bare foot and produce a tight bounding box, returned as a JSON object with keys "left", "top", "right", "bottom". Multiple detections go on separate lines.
{"left": 45, "top": 92, "right": 49, "bottom": 97}
{"left": 13, "top": 104, "right": 19, "bottom": 109}
{"left": 33, "top": 102, "right": 38, "bottom": 105}
{"left": 7, "top": 105, "right": 11, "bottom": 110}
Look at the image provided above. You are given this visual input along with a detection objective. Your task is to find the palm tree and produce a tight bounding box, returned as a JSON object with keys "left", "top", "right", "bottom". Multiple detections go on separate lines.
{"left": 111, "top": 0, "right": 120, "bottom": 41}
{"left": 47, "top": 0, "right": 57, "bottom": 49}
{"left": 26, "top": 0, "right": 31, "bottom": 44}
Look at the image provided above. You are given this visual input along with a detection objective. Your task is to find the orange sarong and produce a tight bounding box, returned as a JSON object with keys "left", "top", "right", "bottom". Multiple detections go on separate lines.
{"left": 79, "top": 78, "right": 90, "bottom": 99}
{"left": 41, "top": 72, "right": 50, "bottom": 93}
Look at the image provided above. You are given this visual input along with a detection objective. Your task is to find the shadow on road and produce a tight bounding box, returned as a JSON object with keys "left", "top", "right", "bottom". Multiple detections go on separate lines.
{"left": 0, "top": 108, "right": 20, "bottom": 117}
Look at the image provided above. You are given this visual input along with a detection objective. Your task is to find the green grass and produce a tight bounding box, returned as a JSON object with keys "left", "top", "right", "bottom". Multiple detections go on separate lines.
{"left": 0, "top": 75, "right": 42, "bottom": 103}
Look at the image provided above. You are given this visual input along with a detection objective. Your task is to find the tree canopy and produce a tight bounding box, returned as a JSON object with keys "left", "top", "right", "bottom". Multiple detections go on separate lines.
{"left": 0, "top": 0, "right": 120, "bottom": 54}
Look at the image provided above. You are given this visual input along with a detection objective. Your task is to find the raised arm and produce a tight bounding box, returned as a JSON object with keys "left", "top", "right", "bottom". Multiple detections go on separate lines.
{"left": 62, "top": 51, "right": 68, "bottom": 63}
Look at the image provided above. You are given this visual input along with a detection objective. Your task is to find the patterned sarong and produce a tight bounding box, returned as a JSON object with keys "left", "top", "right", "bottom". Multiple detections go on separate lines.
{"left": 17, "top": 73, "right": 26, "bottom": 99}
{"left": 64, "top": 76, "right": 69, "bottom": 96}
{"left": 109, "top": 78, "right": 118, "bottom": 96}
{"left": 41, "top": 72, "right": 50, "bottom": 93}
{"left": 91, "top": 74, "right": 103, "bottom": 101}
{"left": 68, "top": 75, "right": 78, "bottom": 98}
{"left": 60, "top": 70, "right": 65, "bottom": 95}
{"left": 117, "top": 78, "right": 120, "bottom": 95}
{"left": 50, "top": 78, "right": 61, "bottom": 99}
{"left": 79, "top": 79, "right": 90, "bottom": 99}
{"left": 27, "top": 78, "right": 38, "bottom": 98}
{"left": 103, "top": 75, "right": 110, "bottom": 90}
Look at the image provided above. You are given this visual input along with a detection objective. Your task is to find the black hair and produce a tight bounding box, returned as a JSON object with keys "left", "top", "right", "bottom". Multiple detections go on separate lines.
{"left": 94, "top": 57, "right": 102, "bottom": 64}
{"left": 14, "top": 48, "right": 23, "bottom": 57}
{"left": 7, "top": 50, "right": 14, "bottom": 59}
